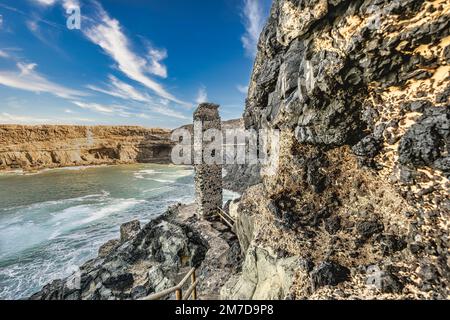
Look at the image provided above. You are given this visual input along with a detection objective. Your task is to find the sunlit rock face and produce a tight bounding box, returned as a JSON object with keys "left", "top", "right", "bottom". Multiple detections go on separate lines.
{"left": 224, "top": 0, "right": 449, "bottom": 300}
{"left": 0, "top": 125, "right": 174, "bottom": 171}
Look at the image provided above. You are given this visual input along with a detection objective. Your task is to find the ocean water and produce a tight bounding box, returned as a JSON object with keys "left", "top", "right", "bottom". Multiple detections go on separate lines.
{"left": 0, "top": 164, "right": 239, "bottom": 300}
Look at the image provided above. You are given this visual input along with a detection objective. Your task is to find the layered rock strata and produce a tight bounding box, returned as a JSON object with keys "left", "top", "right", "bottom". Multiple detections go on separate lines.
{"left": 0, "top": 125, "right": 173, "bottom": 171}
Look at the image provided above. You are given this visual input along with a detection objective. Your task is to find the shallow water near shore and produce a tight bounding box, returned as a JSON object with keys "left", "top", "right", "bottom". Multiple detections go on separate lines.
{"left": 0, "top": 164, "right": 239, "bottom": 299}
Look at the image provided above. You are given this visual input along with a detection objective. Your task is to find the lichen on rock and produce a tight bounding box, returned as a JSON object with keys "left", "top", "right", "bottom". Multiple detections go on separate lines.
{"left": 223, "top": 0, "right": 449, "bottom": 300}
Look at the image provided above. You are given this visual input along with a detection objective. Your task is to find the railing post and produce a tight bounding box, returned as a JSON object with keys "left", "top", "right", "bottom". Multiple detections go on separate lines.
{"left": 175, "top": 288, "right": 182, "bottom": 300}
{"left": 191, "top": 270, "right": 197, "bottom": 300}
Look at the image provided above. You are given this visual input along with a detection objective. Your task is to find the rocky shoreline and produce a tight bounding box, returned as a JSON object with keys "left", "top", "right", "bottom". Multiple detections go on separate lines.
{"left": 221, "top": 0, "right": 449, "bottom": 300}
{"left": 18, "top": 0, "right": 450, "bottom": 301}
{"left": 29, "top": 203, "right": 240, "bottom": 300}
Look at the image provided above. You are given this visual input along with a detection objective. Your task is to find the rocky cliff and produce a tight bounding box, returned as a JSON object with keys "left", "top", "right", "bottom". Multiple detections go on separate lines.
{"left": 222, "top": 0, "right": 449, "bottom": 299}
{"left": 0, "top": 125, "right": 173, "bottom": 171}
{"left": 30, "top": 203, "right": 240, "bottom": 300}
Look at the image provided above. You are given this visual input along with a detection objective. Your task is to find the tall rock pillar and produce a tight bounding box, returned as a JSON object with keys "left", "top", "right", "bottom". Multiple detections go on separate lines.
{"left": 193, "top": 103, "right": 223, "bottom": 220}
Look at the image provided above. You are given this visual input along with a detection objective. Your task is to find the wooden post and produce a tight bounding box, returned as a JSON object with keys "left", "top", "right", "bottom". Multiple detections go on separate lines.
{"left": 175, "top": 288, "right": 182, "bottom": 300}
{"left": 191, "top": 270, "right": 198, "bottom": 300}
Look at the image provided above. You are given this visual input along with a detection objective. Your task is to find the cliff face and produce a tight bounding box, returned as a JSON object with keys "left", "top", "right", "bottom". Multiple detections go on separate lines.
{"left": 223, "top": 0, "right": 449, "bottom": 299}
{"left": 0, "top": 125, "right": 173, "bottom": 171}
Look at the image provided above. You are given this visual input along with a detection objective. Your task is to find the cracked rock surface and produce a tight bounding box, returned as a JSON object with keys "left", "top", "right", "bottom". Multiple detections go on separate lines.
{"left": 223, "top": 0, "right": 449, "bottom": 300}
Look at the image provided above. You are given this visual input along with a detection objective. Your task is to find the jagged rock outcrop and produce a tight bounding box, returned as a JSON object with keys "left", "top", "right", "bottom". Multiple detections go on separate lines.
{"left": 30, "top": 204, "right": 240, "bottom": 300}
{"left": 0, "top": 125, "right": 173, "bottom": 171}
{"left": 223, "top": 0, "right": 449, "bottom": 300}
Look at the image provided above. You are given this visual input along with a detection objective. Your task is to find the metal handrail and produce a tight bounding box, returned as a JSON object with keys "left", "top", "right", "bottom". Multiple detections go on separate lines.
{"left": 141, "top": 267, "right": 198, "bottom": 301}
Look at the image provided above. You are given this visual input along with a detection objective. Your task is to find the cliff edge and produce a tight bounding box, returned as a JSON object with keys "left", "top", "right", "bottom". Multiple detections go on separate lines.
{"left": 0, "top": 125, "right": 173, "bottom": 171}
{"left": 222, "top": 0, "right": 449, "bottom": 299}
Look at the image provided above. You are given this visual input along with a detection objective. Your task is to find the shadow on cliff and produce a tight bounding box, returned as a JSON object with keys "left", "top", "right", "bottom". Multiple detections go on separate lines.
{"left": 136, "top": 132, "right": 173, "bottom": 164}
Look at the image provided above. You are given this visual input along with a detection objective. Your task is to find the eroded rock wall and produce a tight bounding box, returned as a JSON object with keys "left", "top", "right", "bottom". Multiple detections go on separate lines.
{"left": 0, "top": 125, "right": 173, "bottom": 171}
{"left": 224, "top": 0, "right": 449, "bottom": 300}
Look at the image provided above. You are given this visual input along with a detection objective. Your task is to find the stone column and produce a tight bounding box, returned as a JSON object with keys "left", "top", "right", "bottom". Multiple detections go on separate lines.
{"left": 193, "top": 103, "right": 223, "bottom": 220}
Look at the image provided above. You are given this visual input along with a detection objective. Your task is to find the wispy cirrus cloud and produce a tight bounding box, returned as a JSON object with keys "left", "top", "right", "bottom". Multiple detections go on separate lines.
{"left": 0, "top": 50, "right": 9, "bottom": 59}
{"left": 87, "top": 75, "right": 151, "bottom": 103}
{"left": 0, "top": 62, "right": 87, "bottom": 99}
{"left": 71, "top": 101, "right": 132, "bottom": 117}
{"left": 31, "top": 0, "right": 57, "bottom": 6}
{"left": 146, "top": 46, "right": 168, "bottom": 78}
{"left": 149, "top": 105, "right": 188, "bottom": 120}
{"left": 82, "top": 3, "right": 188, "bottom": 107}
{"left": 62, "top": 0, "right": 79, "bottom": 10}
{"left": 241, "top": 0, "right": 268, "bottom": 57}
{"left": 30, "top": 0, "right": 78, "bottom": 9}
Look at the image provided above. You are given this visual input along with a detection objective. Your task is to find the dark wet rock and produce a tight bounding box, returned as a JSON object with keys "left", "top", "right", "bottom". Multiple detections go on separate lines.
{"left": 120, "top": 220, "right": 141, "bottom": 243}
{"left": 325, "top": 216, "right": 341, "bottom": 235}
{"left": 103, "top": 272, "right": 134, "bottom": 291}
{"left": 436, "top": 84, "right": 450, "bottom": 103}
{"left": 352, "top": 136, "right": 382, "bottom": 158}
{"left": 299, "top": 258, "right": 315, "bottom": 273}
{"left": 29, "top": 280, "right": 65, "bottom": 300}
{"left": 130, "top": 286, "right": 148, "bottom": 300}
{"left": 381, "top": 235, "right": 407, "bottom": 256}
{"left": 306, "top": 156, "right": 329, "bottom": 193}
{"left": 356, "top": 220, "right": 384, "bottom": 240}
{"left": 311, "top": 262, "right": 350, "bottom": 290}
{"left": 444, "top": 45, "right": 450, "bottom": 64}
{"left": 399, "top": 107, "right": 449, "bottom": 171}
{"left": 30, "top": 207, "right": 209, "bottom": 300}
{"left": 366, "top": 266, "right": 404, "bottom": 294}
{"left": 225, "top": 0, "right": 449, "bottom": 301}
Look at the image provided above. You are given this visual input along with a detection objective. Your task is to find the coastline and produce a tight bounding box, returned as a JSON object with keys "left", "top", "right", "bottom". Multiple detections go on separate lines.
{"left": 0, "top": 124, "right": 174, "bottom": 172}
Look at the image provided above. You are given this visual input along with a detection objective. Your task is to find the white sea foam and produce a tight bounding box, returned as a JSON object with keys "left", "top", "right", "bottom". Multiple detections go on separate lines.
{"left": 80, "top": 199, "right": 146, "bottom": 224}
{"left": 0, "top": 164, "right": 196, "bottom": 299}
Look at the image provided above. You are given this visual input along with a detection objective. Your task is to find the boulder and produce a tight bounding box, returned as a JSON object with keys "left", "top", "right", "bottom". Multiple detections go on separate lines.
{"left": 120, "top": 220, "right": 141, "bottom": 243}
{"left": 98, "top": 239, "right": 120, "bottom": 258}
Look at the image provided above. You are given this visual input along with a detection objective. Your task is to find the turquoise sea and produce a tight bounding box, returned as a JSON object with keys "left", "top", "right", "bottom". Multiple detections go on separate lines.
{"left": 0, "top": 164, "right": 238, "bottom": 299}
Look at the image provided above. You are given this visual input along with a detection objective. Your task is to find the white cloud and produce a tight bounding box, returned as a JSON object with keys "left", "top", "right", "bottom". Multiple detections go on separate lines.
{"left": 62, "top": 0, "right": 79, "bottom": 10}
{"left": 82, "top": 4, "right": 188, "bottom": 106}
{"left": 26, "top": 20, "right": 39, "bottom": 32}
{"left": 32, "top": 0, "right": 57, "bottom": 6}
{"left": 195, "top": 86, "right": 208, "bottom": 104}
{"left": 0, "top": 50, "right": 9, "bottom": 59}
{"left": 64, "top": 109, "right": 75, "bottom": 113}
{"left": 241, "top": 0, "right": 266, "bottom": 57}
{"left": 146, "top": 47, "right": 168, "bottom": 78}
{"left": 0, "top": 62, "right": 87, "bottom": 99}
{"left": 149, "top": 105, "right": 188, "bottom": 120}
{"left": 72, "top": 101, "right": 131, "bottom": 117}
{"left": 87, "top": 75, "right": 151, "bottom": 103}
{"left": 237, "top": 85, "right": 249, "bottom": 94}
{"left": 137, "top": 113, "right": 150, "bottom": 119}
{"left": 0, "top": 112, "right": 94, "bottom": 124}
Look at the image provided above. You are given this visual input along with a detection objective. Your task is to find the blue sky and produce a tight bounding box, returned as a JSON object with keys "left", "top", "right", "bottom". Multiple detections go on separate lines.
{"left": 0, "top": 0, "right": 271, "bottom": 128}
